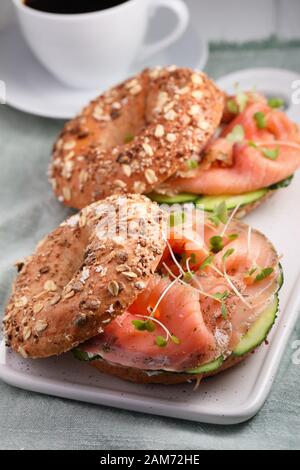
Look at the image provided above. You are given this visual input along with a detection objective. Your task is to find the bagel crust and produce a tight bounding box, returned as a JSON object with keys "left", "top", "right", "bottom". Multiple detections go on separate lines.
{"left": 50, "top": 67, "right": 224, "bottom": 209}
{"left": 3, "top": 195, "right": 167, "bottom": 359}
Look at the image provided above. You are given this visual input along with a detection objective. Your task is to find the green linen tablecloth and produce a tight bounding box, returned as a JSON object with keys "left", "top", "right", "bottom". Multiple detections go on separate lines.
{"left": 1, "top": 41, "right": 300, "bottom": 450}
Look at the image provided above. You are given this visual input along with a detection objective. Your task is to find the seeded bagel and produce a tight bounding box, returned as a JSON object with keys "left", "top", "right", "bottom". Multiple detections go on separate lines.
{"left": 50, "top": 67, "right": 224, "bottom": 209}
{"left": 3, "top": 195, "right": 166, "bottom": 359}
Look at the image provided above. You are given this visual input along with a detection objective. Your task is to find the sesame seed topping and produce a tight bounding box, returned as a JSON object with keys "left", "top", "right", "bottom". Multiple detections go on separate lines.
{"left": 63, "top": 141, "right": 76, "bottom": 151}
{"left": 62, "top": 187, "right": 72, "bottom": 201}
{"left": 108, "top": 281, "right": 120, "bottom": 297}
{"left": 18, "top": 346, "right": 28, "bottom": 358}
{"left": 133, "top": 181, "right": 146, "bottom": 194}
{"left": 15, "top": 296, "right": 28, "bottom": 308}
{"left": 35, "top": 320, "right": 48, "bottom": 333}
{"left": 145, "top": 169, "right": 158, "bottom": 185}
{"left": 33, "top": 302, "right": 44, "bottom": 314}
{"left": 154, "top": 124, "right": 165, "bottom": 138}
{"left": 114, "top": 179, "right": 127, "bottom": 189}
{"left": 142, "top": 143, "right": 154, "bottom": 157}
{"left": 44, "top": 280, "right": 57, "bottom": 292}
{"left": 49, "top": 294, "right": 61, "bottom": 306}
{"left": 198, "top": 120, "right": 210, "bottom": 130}
{"left": 64, "top": 290, "right": 75, "bottom": 299}
{"left": 192, "top": 90, "right": 204, "bottom": 100}
{"left": 189, "top": 104, "right": 201, "bottom": 116}
{"left": 130, "top": 84, "right": 142, "bottom": 95}
{"left": 166, "top": 133, "right": 177, "bottom": 143}
{"left": 122, "top": 271, "right": 138, "bottom": 280}
{"left": 122, "top": 164, "right": 132, "bottom": 177}
{"left": 23, "top": 326, "right": 32, "bottom": 341}
{"left": 191, "top": 73, "right": 203, "bottom": 85}
{"left": 164, "top": 110, "right": 177, "bottom": 121}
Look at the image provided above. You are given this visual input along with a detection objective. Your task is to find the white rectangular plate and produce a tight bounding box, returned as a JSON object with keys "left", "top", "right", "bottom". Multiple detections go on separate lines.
{"left": 1, "top": 69, "right": 300, "bottom": 425}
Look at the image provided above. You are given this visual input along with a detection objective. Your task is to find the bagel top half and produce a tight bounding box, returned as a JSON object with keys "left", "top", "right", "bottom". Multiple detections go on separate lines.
{"left": 50, "top": 67, "right": 224, "bottom": 209}
{"left": 3, "top": 195, "right": 167, "bottom": 359}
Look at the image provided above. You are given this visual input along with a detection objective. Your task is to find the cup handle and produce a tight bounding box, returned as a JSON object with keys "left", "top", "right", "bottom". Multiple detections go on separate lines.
{"left": 139, "top": 0, "right": 189, "bottom": 61}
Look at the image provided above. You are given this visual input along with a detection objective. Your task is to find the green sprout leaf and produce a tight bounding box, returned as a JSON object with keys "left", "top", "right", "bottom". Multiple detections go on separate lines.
{"left": 227, "top": 125, "right": 245, "bottom": 143}
{"left": 227, "top": 99, "right": 239, "bottom": 114}
{"left": 222, "top": 248, "right": 235, "bottom": 262}
{"left": 209, "top": 201, "right": 228, "bottom": 227}
{"left": 171, "top": 335, "right": 180, "bottom": 345}
{"left": 145, "top": 320, "right": 156, "bottom": 333}
{"left": 261, "top": 146, "right": 280, "bottom": 160}
{"left": 248, "top": 140, "right": 258, "bottom": 148}
{"left": 132, "top": 319, "right": 156, "bottom": 333}
{"left": 184, "top": 271, "right": 194, "bottom": 283}
{"left": 210, "top": 236, "right": 224, "bottom": 254}
{"left": 156, "top": 336, "right": 168, "bottom": 348}
{"left": 254, "top": 111, "right": 267, "bottom": 129}
{"left": 255, "top": 267, "right": 274, "bottom": 282}
{"left": 186, "top": 159, "right": 198, "bottom": 170}
{"left": 221, "top": 301, "right": 228, "bottom": 319}
{"left": 213, "top": 291, "right": 229, "bottom": 302}
{"left": 132, "top": 320, "right": 147, "bottom": 331}
{"left": 236, "top": 92, "right": 249, "bottom": 112}
{"left": 169, "top": 211, "right": 186, "bottom": 228}
{"left": 268, "top": 97, "right": 284, "bottom": 109}
{"left": 199, "top": 254, "right": 215, "bottom": 270}
{"left": 228, "top": 233, "right": 239, "bottom": 241}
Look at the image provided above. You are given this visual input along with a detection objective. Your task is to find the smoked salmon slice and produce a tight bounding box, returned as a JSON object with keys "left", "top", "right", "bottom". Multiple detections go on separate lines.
{"left": 81, "top": 212, "right": 281, "bottom": 373}
{"left": 158, "top": 96, "right": 300, "bottom": 196}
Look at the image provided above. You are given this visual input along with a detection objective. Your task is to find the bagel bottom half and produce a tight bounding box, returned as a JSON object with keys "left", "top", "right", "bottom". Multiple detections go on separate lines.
{"left": 88, "top": 352, "right": 252, "bottom": 385}
{"left": 234, "top": 192, "right": 274, "bottom": 219}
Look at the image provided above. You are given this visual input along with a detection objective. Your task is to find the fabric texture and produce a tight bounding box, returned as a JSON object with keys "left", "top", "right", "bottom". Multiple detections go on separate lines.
{"left": 0, "top": 41, "right": 300, "bottom": 450}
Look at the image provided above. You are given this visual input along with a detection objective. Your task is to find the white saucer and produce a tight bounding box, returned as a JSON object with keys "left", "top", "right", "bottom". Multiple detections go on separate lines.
{"left": 0, "top": 24, "right": 208, "bottom": 120}
{"left": 217, "top": 68, "right": 300, "bottom": 122}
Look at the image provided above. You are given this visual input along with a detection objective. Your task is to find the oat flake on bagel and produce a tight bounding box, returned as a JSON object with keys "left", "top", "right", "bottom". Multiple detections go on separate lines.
{"left": 50, "top": 67, "right": 224, "bottom": 209}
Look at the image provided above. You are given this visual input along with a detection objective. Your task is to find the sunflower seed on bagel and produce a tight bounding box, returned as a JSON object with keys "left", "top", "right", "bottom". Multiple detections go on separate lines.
{"left": 3, "top": 195, "right": 167, "bottom": 359}
{"left": 50, "top": 67, "right": 224, "bottom": 209}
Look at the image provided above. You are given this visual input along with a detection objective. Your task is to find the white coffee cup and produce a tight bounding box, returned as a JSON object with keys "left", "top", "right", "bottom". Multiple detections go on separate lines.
{"left": 12, "top": 0, "right": 190, "bottom": 89}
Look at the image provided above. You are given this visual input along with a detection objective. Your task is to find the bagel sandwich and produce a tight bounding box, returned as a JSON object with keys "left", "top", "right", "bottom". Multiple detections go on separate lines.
{"left": 50, "top": 67, "right": 300, "bottom": 217}
{"left": 3, "top": 195, "right": 282, "bottom": 385}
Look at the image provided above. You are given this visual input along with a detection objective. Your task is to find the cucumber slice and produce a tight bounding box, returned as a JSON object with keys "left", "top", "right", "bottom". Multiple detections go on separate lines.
{"left": 148, "top": 192, "right": 199, "bottom": 204}
{"left": 73, "top": 349, "right": 100, "bottom": 362}
{"left": 186, "top": 356, "right": 224, "bottom": 374}
{"left": 233, "top": 296, "right": 279, "bottom": 357}
{"left": 196, "top": 189, "right": 269, "bottom": 212}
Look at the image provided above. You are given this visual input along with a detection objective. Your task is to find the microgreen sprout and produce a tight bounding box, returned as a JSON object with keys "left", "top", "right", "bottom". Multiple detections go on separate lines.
{"left": 261, "top": 146, "right": 280, "bottom": 160}
{"left": 254, "top": 111, "right": 267, "bottom": 129}
{"left": 209, "top": 201, "right": 228, "bottom": 227}
{"left": 227, "top": 125, "right": 245, "bottom": 143}
{"left": 199, "top": 254, "right": 215, "bottom": 271}
{"left": 209, "top": 236, "right": 224, "bottom": 254}
{"left": 222, "top": 248, "right": 235, "bottom": 262}
{"left": 227, "top": 99, "right": 239, "bottom": 114}
{"left": 228, "top": 233, "right": 239, "bottom": 241}
{"left": 169, "top": 211, "right": 186, "bottom": 228}
{"left": 186, "top": 158, "right": 199, "bottom": 170}
{"left": 255, "top": 267, "right": 274, "bottom": 282}
{"left": 268, "top": 97, "right": 284, "bottom": 109}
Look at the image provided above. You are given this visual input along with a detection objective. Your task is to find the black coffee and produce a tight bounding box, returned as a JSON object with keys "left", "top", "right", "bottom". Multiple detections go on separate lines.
{"left": 24, "top": 0, "right": 129, "bottom": 15}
